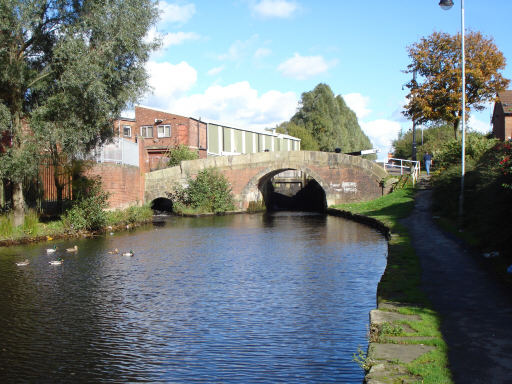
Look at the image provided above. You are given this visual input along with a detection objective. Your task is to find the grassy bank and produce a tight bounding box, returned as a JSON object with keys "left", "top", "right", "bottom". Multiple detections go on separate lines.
{"left": 0, "top": 204, "right": 154, "bottom": 245}
{"left": 332, "top": 187, "right": 452, "bottom": 383}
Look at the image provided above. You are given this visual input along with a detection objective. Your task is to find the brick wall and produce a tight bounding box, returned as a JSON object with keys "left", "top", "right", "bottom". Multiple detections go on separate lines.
{"left": 114, "top": 107, "right": 208, "bottom": 163}
{"left": 86, "top": 163, "right": 143, "bottom": 209}
{"left": 135, "top": 106, "right": 200, "bottom": 148}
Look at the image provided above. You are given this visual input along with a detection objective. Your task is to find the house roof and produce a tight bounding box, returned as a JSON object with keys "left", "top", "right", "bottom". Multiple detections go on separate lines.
{"left": 497, "top": 90, "right": 512, "bottom": 114}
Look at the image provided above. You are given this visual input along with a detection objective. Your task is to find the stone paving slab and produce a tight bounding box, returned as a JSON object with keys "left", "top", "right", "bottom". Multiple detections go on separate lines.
{"left": 370, "top": 309, "right": 421, "bottom": 325}
{"left": 371, "top": 343, "right": 435, "bottom": 364}
{"left": 365, "top": 363, "right": 420, "bottom": 384}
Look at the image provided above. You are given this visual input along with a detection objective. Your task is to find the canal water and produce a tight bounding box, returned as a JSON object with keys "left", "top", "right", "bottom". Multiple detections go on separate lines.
{"left": 0, "top": 212, "right": 387, "bottom": 383}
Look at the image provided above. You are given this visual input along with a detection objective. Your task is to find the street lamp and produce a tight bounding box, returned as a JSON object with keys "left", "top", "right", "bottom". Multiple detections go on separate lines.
{"left": 439, "top": 0, "right": 465, "bottom": 224}
{"left": 411, "top": 70, "right": 417, "bottom": 161}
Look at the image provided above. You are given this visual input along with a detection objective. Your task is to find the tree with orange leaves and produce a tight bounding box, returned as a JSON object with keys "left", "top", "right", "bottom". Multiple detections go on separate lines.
{"left": 403, "top": 31, "right": 509, "bottom": 139}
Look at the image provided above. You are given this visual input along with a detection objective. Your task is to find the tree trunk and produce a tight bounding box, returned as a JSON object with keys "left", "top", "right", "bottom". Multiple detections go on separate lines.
{"left": 54, "top": 165, "right": 64, "bottom": 214}
{"left": 12, "top": 181, "right": 25, "bottom": 227}
{"left": 453, "top": 119, "right": 459, "bottom": 140}
{"left": 11, "top": 106, "right": 26, "bottom": 226}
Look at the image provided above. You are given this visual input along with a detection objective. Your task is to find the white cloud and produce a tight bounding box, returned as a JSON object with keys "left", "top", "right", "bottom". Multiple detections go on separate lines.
{"left": 343, "top": 93, "right": 371, "bottom": 120}
{"left": 360, "top": 119, "right": 402, "bottom": 161}
{"left": 161, "top": 31, "right": 200, "bottom": 47}
{"left": 254, "top": 47, "right": 272, "bottom": 59}
{"left": 252, "top": 0, "right": 299, "bottom": 19}
{"left": 143, "top": 62, "right": 298, "bottom": 129}
{"left": 218, "top": 35, "right": 259, "bottom": 62}
{"left": 143, "top": 60, "right": 197, "bottom": 108}
{"left": 277, "top": 53, "right": 334, "bottom": 80}
{"left": 145, "top": 29, "right": 200, "bottom": 57}
{"left": 158, "top": 1, "right": 196, "bottom": 25}
{"left": 173, "top": 81, "right": 298, "bottom": 129}
{"left": 207, "top": 66, "right": 225, "bottom": 76}
{"left": 468, "top": 115, "right": 491, "bottom": 134}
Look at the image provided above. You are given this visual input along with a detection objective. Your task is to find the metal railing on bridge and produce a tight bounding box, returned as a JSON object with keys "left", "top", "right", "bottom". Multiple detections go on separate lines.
{"left": 377, "top": 158, "right": 421, "bottom": 185}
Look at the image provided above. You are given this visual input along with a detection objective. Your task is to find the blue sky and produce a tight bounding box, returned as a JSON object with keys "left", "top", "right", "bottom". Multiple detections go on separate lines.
{"left": 138, "top": 0, "right": 512, "bottom": 160}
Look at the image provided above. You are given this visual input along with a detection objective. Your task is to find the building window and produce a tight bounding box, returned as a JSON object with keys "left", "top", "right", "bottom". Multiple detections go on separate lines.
{"left": 123, "top": 125, "right": 132, "bottom": 137}
{"left": 140, "top": 125, "right": 153, "bottom": 138}
{"left": 157, "top": 125, "right": 171, "bottom": 138}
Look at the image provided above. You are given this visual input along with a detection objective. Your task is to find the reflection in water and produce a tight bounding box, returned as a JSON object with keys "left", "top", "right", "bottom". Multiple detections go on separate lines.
{"left": 0, "top": 212, "right": 387, "bottom": 383}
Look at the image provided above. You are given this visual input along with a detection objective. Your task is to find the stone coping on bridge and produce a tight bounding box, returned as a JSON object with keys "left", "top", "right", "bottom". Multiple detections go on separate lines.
{"left": 146, "top": 151, "right": 387, "bottom": 180}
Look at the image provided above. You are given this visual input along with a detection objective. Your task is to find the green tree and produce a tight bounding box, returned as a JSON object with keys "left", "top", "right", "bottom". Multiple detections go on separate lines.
{"left": 168, "top": 144, "right": 199, "bottom": 167}
{"left": 392, "top": 123, "right": 454, "bottom": 160}
{"left": 276, "top": 122, "right": 319, "bottom": 150}
{"left": 0, "top": 0, "right": 159, "bottom": 224}
{"left": 403, "top": 31, "right": 509, "bottom": 140}
{"left": 290, "top": 83, "right": 373, "bottom": 154}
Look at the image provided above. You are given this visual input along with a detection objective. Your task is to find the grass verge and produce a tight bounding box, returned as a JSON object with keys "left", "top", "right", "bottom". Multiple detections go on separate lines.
{"left": 332, "top": 187, "right": 453, "bottom": 383}
{"left": 0, "top": 204, "right": 153, "bottom": 245}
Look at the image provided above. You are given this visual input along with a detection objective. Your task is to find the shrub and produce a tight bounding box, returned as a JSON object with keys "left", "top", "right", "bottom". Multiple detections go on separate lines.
{"left": 166, "top": 168, "right": 235, "bottom": 214}
{"left": 63, "top": 176, "right": 109, "bottom": 231}
{"left": 187, "top": 169, "right": 235, "bottom": 213}
{"left": 431, "top": 136, "right": 512, "bottom": 254}
{"left": 434, "top": 133, "right": 498, "bottom": 169}
{"left": 497, "top": 140, "right": 512, "bottom": 189}
{"left": 168, "top": 144, "right": 199, "bottom": 167}
{"left": 125, "top": 205, "right": 153, "bottom": 224}
{"left": 106, "top": 204, "right": 153, "bottom": 227}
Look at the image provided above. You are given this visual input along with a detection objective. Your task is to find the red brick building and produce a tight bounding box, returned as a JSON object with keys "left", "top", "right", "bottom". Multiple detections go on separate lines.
{"left": 114, "top": 106, "right": 207, "bottom": 170}
{"left": 492, "top": 90, "right": 512, "bottom": 140}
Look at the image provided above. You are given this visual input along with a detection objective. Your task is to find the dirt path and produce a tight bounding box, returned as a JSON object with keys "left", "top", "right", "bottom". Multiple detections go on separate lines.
{"left": 403, "top": 181, "right": 512, "bottom": 383}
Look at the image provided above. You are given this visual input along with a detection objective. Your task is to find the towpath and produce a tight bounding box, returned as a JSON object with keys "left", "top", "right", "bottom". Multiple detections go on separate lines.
{"left": 403, "top": 178, "right": 512, "bottom": 383}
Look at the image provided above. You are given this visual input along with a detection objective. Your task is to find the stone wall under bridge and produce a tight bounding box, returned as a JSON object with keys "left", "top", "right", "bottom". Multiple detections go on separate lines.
{"left": 144, "top": 151, "right": 389, "bottom": 210}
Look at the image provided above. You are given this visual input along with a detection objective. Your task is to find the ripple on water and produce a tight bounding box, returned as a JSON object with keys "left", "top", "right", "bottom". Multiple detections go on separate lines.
{"left": 0, "top": 212, "right": 386, "bottom": 383}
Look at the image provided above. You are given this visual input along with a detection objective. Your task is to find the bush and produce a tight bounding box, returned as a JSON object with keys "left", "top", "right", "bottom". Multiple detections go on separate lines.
{"left": 434, "top": 133, "right": 498, "bottom": 169}
{"left": 166, "top": 168, "right": 235, "bottom": 214}
{"left": 106, "top": 204, "right": 153, "bottom": 226}
{"left": 168, "top": 144, "right": 199, "bottom": 167}
{"left": 187, "top": 169, "right": 235, "bottom": 213}
{"left": 63, "top": 177, "right": 109, "bottom": 231}
{"left": 432, "top": 136, "right": 512, "bottom": 254}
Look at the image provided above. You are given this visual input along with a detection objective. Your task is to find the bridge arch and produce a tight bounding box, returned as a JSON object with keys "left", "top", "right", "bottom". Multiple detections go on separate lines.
{"left": 144, "top": 151, "right": 388, "bottom": 211}
{"left": 240, "top": 166, "right": 328, "bottom": 212}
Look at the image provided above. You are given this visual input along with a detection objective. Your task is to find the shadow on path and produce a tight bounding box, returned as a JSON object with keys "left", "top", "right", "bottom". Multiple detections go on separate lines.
{"left": 403, "top": 183, "right": 512, "bottom": 383}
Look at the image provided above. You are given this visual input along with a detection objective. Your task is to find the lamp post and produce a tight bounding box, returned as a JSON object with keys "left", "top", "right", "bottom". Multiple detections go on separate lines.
{"left": 439, "top": 0, "right": 465, "bottom": 224}
{"left": 411, "top": 70, "right": 417, "bottom": 161}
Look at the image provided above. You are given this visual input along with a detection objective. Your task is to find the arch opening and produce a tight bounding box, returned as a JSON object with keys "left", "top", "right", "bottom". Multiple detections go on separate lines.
{"left": 150, "top": 197, "right": 173, "bottom": 213}
{"left": 258, "top": 169, "right": 327, "bottom": 212}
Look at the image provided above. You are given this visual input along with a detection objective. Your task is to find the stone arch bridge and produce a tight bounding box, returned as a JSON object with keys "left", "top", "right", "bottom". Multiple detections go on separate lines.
{"left": 145, "top": 151, "right": 388, "bottom": 210}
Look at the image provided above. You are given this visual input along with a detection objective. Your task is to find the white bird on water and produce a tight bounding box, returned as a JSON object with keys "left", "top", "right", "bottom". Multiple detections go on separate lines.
{"left": 66, "top": 245, "right": 78, "bottom": 253}
{"left": 16, "top": 259, "right": 30, "bottom": 266}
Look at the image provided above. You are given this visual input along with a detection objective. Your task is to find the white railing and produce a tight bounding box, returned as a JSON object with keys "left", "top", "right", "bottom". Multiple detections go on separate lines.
{"left": 91, "top": 138, "right": 139, "bottom": 167}
{"left": 378, "top": 158, "right": 421, "bottom": 185}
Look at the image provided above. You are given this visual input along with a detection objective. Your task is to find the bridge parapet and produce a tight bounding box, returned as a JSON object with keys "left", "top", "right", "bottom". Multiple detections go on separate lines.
{"left": 145, "top": 151, "right": 388, "bottom": 210}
